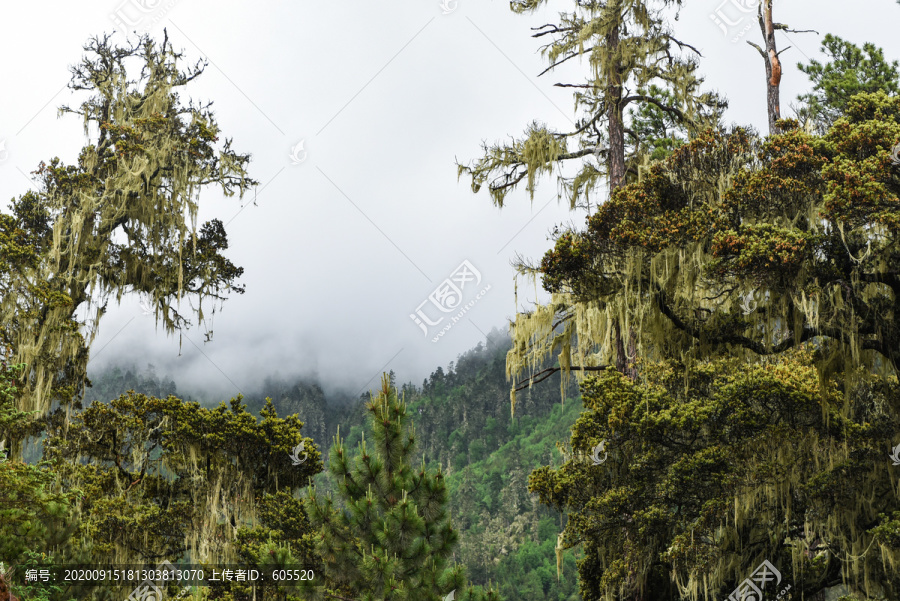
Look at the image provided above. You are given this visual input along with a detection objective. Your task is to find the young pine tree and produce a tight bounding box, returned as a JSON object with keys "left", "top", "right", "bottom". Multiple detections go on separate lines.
{"left": 796, "top": 34, "right": 900, "bottom": 132}
{"left": 305, "top": 374, "right": 500, "bottom": 601}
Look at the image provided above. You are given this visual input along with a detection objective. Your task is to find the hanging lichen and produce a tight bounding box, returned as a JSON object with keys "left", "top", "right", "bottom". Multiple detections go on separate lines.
{"left": 530, "top": 352, "right": 900, "bottom": 600}
{"left": 41, "top": 391, "right": 319, "bottom": 571}
{"left": 507, "top": 96, "right": 900, "bottom": 407}
{"left": 459, "top": 0, "right": 726, "bottom": 211}
{"left": 0, "top": 31, "right": 257, "bottom": 428}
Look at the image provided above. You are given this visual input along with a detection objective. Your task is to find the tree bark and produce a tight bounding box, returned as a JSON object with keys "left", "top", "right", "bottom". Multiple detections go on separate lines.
{"left": 615, "top": 320, "right": 627, "bottom": 374}
{"left": 606, "top": 8, "right": 625, "bottom": 192}
{"left": 753, "top": 0, "right": 782, "bottom": 134}
{"left": 605, "top": 3, "right": 631, "bottom": 375}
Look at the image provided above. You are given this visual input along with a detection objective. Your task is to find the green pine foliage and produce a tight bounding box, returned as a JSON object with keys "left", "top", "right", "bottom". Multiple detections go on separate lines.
{"left": 305, "top": 374, "right": 494, "bottom": 601}
{"left": 797, "top": 34, "right": 900, "bottom": 132}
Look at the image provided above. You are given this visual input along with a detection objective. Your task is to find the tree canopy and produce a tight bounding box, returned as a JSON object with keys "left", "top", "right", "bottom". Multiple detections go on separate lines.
{"left": 530, "top": 353, "right": 900, "bottom": 600}
{"left": 505, "top": 92, "right": 900, "bottom": 412}
{"left": 0, "top": 30, "right": 256, "bottom": 427}
{"left": 42, "top": 391, "right": 320, "bottom": 567}
{"left": 458, "top": 0, "right": 725, "bottom": 210}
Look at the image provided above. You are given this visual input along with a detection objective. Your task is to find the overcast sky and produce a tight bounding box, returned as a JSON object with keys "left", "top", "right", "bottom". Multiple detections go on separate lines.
{"left": 2, "top": 0, "right": 898, "bottom": 403}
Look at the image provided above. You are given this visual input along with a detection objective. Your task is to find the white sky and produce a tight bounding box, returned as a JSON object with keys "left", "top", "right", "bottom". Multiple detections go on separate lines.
{"left": 1, "top": 0, "right": 898, "bottom": 402}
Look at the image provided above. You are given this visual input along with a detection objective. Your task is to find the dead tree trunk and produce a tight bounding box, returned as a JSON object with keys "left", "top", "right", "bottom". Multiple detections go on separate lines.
{"left": 749, "top": 0, "right": 782, "bottom": 134}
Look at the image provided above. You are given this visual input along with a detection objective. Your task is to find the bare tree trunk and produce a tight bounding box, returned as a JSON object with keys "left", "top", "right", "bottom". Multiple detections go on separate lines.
{"left": 606, "top": 3, "right": 631, "bottom": 375}
{"left": 749, "top": 0, "right": 782, "bottom": 134}
{"left": 606, "top": 11, "right": 625, "bottom": 192}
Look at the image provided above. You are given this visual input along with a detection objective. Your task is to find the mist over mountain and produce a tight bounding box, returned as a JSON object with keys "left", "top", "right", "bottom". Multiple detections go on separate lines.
{"left": 81, "top": 327, "right": 585, "bottom": 599}
{"left": 84, "top": 325, "right": 574, "bottom": 462}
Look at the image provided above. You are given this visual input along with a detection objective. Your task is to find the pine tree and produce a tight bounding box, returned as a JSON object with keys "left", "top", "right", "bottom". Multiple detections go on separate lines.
{"left": 796, "top": 34, "right": 900, "bottom": 132}
{"left": 458, "top": 0, "right": 725, "bottom": 206}
{"left": 305, "top": 374, "right": 500, "bottom": 601}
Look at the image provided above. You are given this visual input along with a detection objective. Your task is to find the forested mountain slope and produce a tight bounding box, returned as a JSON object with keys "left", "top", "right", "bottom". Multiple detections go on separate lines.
{"left": 85, "top": 328, "right": 584, "bottom": 600}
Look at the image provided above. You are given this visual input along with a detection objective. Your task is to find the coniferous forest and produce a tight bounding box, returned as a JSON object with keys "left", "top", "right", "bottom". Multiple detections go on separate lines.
{"left": 3, "top": 2, "right": 900, "bottom": 601}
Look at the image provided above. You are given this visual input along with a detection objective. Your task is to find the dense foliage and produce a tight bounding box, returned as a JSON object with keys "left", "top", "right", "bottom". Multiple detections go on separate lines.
{"left": 42, "top": 392, "right": 320, "bottom": 567}
{"left": 458, "top": 5, "right": 900, "bottom": 601}
{"left": 0, "top": 362, "right": 84, "bottom": 601}
{"left": 530, "top": 353, "right": 900, "bottom": 600}
{"left": 513, "top": 92, "right": 900, "bottom": 396}
{"left": 6, "top": 6, "right": 900, "bottom": 601}
{"left": 82, "top": 333, "right": 585, "bottom": 601}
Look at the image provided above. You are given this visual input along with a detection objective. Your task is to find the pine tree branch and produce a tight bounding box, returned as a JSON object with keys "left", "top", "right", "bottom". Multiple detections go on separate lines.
{"left": 747, "top": 41, "right": 766, "bottom": 59}
{"left": 556, "top": 148, "right": 601, "bottom": 160}
{"left": 538, "top": 47, "right": 597, "bottom": 76}
{"left": 775, "top": 46, "right": 793, "bottom": 58}
{"left": 664, "top": 34, "right": 703, "bottom": 57}
{"left": 530, "top": 24, "right": 577, "bottom": 38}
{"left": 621, "top": 95, "right": 688, "bottom": 122}
{"left": 654, "top": 289, "right": 820, "bottom": 355}
{"left": 488, "top": 167, "right": 528, "bottom": 193}
{"left": 773, "top": 24, "right": 819, "bottom": 34}
{"left": 513, "top": 365, "right": 611, "bottom": 392}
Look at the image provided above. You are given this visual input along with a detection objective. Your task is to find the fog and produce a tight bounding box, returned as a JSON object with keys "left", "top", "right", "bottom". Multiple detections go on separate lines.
{"left": 2, "top": 0, "right": 897, "bottom": 403}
